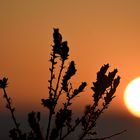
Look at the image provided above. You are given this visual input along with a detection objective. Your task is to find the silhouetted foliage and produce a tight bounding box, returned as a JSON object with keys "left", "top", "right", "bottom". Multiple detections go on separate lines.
{"left": 0, "top": 28, "right": 126, "bottom": 140}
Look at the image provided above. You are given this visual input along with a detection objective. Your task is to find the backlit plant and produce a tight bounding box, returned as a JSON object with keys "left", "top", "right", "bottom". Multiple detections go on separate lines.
{"left": 0, "top": 29, "right": 125, "bottom": 140}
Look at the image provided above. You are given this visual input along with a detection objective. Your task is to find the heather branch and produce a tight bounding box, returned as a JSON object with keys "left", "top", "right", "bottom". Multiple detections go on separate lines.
{"left": 54, "top": 59, "right": 65, "bottom": 100}
{"left": 79, "top": 66, "right": 120, "bottom": 140}
{"left": 46, "top": 60, "right": 65, "bottom": 140}
{"left": 0, "top": 78, "right": 22, "bottom": 140}
{"left": 46, "top": 28, "right": 70, "bottom": 140}
{"left": 51, "top": 81, "right": 87, "bottom": 140}
{"left": 48, "top": 49, "right": 57, "bottom": 100}
{"left": 46, "top": 49, "right": 57, "bottom": 140}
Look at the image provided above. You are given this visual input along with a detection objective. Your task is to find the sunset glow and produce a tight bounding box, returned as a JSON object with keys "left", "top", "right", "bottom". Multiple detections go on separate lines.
{"left": 124, "top": 77, "right": 140, "bottom": 117}
{"left": 1, "top": 1, "right": 140, "bottom": 139}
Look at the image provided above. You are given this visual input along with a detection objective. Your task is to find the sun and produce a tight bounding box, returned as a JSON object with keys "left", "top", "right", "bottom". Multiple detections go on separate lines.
{"left": 124, "top": 77, "right": 140, "bottom": 117}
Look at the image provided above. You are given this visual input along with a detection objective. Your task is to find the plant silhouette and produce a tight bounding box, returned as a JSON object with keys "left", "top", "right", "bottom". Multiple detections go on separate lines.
{"left": 0, "top": 29, "right": 126, "bottom": 140}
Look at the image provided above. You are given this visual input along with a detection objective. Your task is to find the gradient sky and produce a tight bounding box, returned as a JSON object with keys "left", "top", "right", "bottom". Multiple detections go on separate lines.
{"left": 1, "top": 0, "right": 140, "bottom": 139}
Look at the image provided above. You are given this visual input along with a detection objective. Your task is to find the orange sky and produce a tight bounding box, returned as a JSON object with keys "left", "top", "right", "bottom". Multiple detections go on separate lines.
{"left": 2, "top": 1, "right": 140, "bottom": 139}
{"left": 1, "top": 0, "right": 140, "bottom": 117}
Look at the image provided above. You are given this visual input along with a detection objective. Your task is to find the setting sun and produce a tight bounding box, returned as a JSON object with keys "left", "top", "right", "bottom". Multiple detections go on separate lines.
{"left": 124, "top": 77, "right": 140, "bottom": 117}
{"left": 1, "top": 0, "right": 140, "bottom": 139}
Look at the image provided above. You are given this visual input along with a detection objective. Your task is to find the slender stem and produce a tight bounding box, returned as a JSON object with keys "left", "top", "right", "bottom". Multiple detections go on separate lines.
{"left": 85, "top": 130, "right": 126, "bottom": 140}
{"left": 46, "top": 50, "right": 56, "bottom": 140}
{"left": 46, "top": 111, "right": 53, "bottom": 140}
{"left": 80, "top": 106, "right": 106, "bottom": 140}
{"left": 3, "top": 88, "right": 22, "bottom": 139}
{"left": 61, "top": 107, "right": 84, "bottom": 140}
{"left": 49, "top": 51, "right": 56, "bottom": 99}
{"left": 46, "top": 59, "right": 65, "bottom": 140}
{"left": 54, "top": 60, "right": 65, "bottom": 99}
{"left": 61, "top": 117, "right": 82, "bottom": 140}
{"left": 61, "top": 103, "right": 99, "bottom": 140}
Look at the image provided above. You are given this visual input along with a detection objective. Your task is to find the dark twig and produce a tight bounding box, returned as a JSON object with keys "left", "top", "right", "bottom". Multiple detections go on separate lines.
{"left": 85, "top": 130, "right": 126, "bottom": 140}
{"left": 0, "top": 78, "right": 22, "bottom": 140}
{"left": 46, "top": 50, "right": 56, "bottom": 140}
{"left": 54, "top": 59, "right": 65, "bottom": 101}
